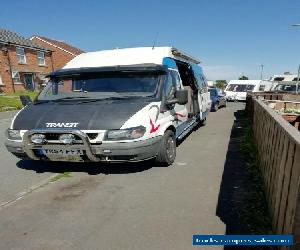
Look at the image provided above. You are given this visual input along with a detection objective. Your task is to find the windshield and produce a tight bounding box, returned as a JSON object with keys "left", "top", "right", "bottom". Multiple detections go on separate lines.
{"left": 37, "top": 72, "right": 164, "bottom": 101}
{"left": 274, "top": 84, "right": 297, "bottom": 92}
{"left": 226, "top": 84, "right": 255, "bottom": 92}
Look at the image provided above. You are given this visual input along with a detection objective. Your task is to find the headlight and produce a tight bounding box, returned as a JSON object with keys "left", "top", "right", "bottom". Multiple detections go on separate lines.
{"left": 59, "top": 134, "right": 75, "bottom": 144}
{"left": 31, "top": 134, "right": 46, "bottom": 144}
{"left": 6, "top": 129, "right": 22, "bottom": 140}
{"left": 106, "top": 126, "right": 146, "bottom": 141}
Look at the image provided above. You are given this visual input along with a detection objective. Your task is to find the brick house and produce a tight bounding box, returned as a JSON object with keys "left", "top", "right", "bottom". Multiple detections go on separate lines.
{"left": 30, "top": 36, "right": 84, "bottom": 70}
{"left": 0, "top": 29, "right": 54, "bottom": 93}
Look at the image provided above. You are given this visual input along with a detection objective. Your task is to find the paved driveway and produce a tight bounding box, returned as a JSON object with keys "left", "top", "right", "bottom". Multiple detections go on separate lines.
{"left": 0, "top": 103, "right": 245, "bottom": 250}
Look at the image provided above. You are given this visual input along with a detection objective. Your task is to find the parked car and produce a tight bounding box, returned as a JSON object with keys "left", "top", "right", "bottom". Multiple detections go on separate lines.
{"left": 5, "top": 47, "right": 211, "bottom": 166}
{"left": 208, "top": 87, "right": 226, "bottom": 111}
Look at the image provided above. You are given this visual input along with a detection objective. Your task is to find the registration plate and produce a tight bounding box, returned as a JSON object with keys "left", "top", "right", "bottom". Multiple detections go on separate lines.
{"left": 42, "top": 149, "right": 83, "bottom": 156}
{"left": 41, "top": 149, "right": 84, "bottom": 162}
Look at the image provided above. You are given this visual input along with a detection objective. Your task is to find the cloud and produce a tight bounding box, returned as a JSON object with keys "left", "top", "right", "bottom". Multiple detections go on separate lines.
{"left": 202, "top": 65, "right": 240, "bottom": 81}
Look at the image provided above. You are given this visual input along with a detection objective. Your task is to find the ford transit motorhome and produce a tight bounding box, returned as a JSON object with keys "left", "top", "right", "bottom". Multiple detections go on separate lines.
{"left": 5, "top": 47, "right": 211, "bottom": 166}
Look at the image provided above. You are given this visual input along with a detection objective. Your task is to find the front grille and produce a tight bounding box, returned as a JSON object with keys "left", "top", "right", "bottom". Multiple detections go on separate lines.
{"left": 43, "top": 133, "right": 82, "bottom": 141}
{"left": 86, "top": 133, "right": 98, "bottom": 140}
{"left": 30, "top": 133, "right": 83, "bottom": 144}
{"left": 30, "top": 132, "right": 99, "bottom": 144}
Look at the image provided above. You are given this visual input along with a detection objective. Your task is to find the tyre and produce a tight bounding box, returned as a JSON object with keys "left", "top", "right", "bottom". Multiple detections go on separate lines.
{"left": 155, "top": 130, "right": 176, "bottom": 166}
{"left": 215, "top": 103, "right": 219, "bottom": 111}
{"left": 200, "top": 117, "right": 206, "bottom": 126}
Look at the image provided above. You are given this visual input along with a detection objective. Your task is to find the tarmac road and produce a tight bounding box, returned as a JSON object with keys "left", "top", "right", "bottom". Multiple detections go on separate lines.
{"left": 0, "top": 111, "right": 54, "bottom": 205}
{"left": 0, "top": 102, "right": 245, "bottom": 250}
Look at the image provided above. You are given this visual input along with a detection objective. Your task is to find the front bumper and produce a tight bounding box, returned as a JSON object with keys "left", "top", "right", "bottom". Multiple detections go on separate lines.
{"left": 5, "top": 129, "right": 162, "bottom": 162}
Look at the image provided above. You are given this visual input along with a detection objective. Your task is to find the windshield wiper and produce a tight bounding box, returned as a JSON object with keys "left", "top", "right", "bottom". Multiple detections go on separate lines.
{"left": 33, "top": 100, "right": 55, "bottom": 105}
{"left": 34, "top": 95, "right": 152, "bottom": 105}
{"left": 77, "top": 95, "right": 139, "bottom": 104}
{"left": 33, "top": 97, "right": 91, "bottom": 105}
{"left": 53, "top": 96, "right": 92, "bottom": 101}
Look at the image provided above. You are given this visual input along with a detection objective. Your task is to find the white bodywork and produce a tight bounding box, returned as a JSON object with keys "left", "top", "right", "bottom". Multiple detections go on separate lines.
{"left": 225, "top": 80, "right": 273, "bottom": 101}
{"left": 270, "top": 74, "right": 298, "bottom": 82}
{"left": 62, "top": 47, "right": 209, "bottom": 142}
{"left": 64, "top": 47, "right": 200, "bottom": 69}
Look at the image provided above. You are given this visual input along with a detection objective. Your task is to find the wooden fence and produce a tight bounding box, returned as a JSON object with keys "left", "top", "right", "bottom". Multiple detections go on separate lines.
{"left": 247, "top": 97, "right": 300, "bottom": 249}
{"left": 264, "top": 100, "right": 300, "bottom": 131}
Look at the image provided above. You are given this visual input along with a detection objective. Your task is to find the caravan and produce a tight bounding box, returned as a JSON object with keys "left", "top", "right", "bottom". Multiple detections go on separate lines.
{"left": 225, "top": 80, "right": 273, "bottom": 101}
{"left": 5, "top": 47, "right": 211, "bottom": 166}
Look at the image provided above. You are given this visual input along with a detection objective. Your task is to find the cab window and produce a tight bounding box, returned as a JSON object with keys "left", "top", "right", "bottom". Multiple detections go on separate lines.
{"left": 170, "top": 71, "right": 182, "bottom": 89}
{"left": 164, "top": 72, "right": 176, "bottom": 100}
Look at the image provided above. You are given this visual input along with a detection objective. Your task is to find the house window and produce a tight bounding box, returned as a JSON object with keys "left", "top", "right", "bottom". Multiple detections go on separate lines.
{"left": 16, "top": 47, "right": 26, "bottom": 64}
{"left": 37, "top": 51, "right": 45, "bottom": 65}
{"left": 12, "top": 71, "right": 21, "bottom": 83}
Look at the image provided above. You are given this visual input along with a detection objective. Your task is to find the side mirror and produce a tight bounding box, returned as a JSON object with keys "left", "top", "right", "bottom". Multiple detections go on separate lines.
{"left": 20, "top": 95, "right": 32, "bottom": 107}
{"left": 175, "top": 89, "right": 188, "bottom": 105}
{"left": 165, "top": 89, "right": 188, "bottom": 106}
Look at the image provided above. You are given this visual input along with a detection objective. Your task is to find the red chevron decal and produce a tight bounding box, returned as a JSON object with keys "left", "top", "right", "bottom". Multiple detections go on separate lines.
{"left": 174, "top": 112, "right": 186, "bottom": 118}
{"left": 150, "top": 118, "right": 160, "bottom": 133}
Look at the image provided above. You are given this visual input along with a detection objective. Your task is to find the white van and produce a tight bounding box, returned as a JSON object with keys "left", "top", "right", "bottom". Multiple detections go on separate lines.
{"left": 224, "top": 80, "right": 273, "bottom": 101}
{"left": 5, "top": 47, "right": 211, "bottom": 166}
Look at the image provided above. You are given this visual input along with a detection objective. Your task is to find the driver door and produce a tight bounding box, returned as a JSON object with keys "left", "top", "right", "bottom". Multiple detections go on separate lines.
{"left": 165, "top": 71, "right": 188, "bottom": 125}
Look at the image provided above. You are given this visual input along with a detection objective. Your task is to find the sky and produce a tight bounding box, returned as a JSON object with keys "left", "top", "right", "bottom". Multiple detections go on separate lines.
{"left": 1, "top": 0, "right": 300, "bottom": 80}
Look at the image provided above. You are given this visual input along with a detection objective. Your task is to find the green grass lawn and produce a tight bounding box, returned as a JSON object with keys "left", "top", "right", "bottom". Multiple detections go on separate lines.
{"left": 0, "top": 90, "right": 38, "bottom": 112}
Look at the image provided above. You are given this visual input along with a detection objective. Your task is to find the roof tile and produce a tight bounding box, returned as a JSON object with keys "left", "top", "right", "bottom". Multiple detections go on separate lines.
{"left": 0, "top": 28, "right": 49, "bottom": 51}
{"left": 34, "top": 36, "right": 84, "bottom": 55}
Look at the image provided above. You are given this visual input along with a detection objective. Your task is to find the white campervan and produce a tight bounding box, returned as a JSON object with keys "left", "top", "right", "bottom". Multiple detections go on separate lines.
{"left": 5, "top": 47, "right": 211, "bottom": 166}
{"left": 225, "top": 80, "right": 273, "bottom": 101}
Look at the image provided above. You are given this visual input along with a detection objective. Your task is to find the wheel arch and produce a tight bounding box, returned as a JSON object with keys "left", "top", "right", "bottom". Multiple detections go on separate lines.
{"left": 165, "top": 125, "right": 176, "bottom": 133}
{"left": 157, "top": 122, "right": 176, "bottom": 136}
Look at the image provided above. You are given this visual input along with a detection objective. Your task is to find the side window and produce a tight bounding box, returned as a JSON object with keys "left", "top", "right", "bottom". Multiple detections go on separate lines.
{"left": 194, "top": 73, "right": 205, "bottom": 91}
{"left": 164, "top": 72, "right": 176, "bottom": 100}
{"left": 190, "top": 64, "right": 206, "bottom": 91}
{"left": 170, "top": 71, "right": 182, "bottom": 90}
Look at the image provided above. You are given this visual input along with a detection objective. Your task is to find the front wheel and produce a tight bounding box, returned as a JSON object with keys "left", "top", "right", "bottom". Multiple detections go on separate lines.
{"left": 155, "top": 130, "right": 176, "bottom": 166}
{"left": 214, "top": 103, "right": 219, "bottom": 111}
{"left": 199, "top": 117, "right": 206, "bottom": 126}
